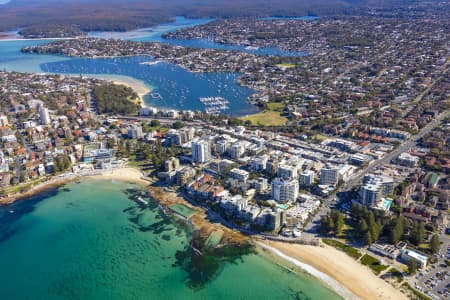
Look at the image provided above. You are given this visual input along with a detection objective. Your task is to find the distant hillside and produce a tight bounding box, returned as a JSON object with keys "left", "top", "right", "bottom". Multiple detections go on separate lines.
{"left": 0, "top": 0, "right": 446, "bottom": 37}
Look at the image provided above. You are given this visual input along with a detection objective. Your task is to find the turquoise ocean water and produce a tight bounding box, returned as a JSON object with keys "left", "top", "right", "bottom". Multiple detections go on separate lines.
{"left": 0, "top": 180, "right": 341, "bottom": 300}
{"left": 0, "top": 16, "right": 343, "bottom": 297}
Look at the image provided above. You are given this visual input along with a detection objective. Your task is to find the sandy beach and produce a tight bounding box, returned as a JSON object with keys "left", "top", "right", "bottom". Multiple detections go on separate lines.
{"left": 259, "top": 240, "right": 407, "bottom": 300}
{"left": 144, "top": 185, "right": 405, "bottom": 300}
{"left": 96, "top": 75, "right": 152, "bottom": 107}
{"left": 0, "top": 167, "right": 148, "bottom": 206}
{"left": 83, "top": 167, "right": 149, "bottom": 185}
{"left": 0, "top": 168, "right": 407, "bottom": 300}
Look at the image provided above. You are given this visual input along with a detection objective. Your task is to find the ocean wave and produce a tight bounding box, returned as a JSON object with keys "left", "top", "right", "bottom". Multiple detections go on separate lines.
{"left": 257, "top": 242, "right": 360, "bottom": 300}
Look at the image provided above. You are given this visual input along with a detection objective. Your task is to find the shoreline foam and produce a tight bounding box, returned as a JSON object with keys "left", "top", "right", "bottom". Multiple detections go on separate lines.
{"left": 260, "top": 240, "right": 408, "bottom": 300}
{"left": 257, "top": 242, "right": 358, "bottom": 300}
{"left": 0, "top": 168, "right": 404, "bottom": 300}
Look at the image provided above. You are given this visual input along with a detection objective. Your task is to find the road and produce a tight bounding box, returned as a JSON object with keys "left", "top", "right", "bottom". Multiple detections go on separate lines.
{"left": 303, "top": 109, "right": 449, "bottom": 236}
{"left": 344, "top": 109, "right": 450, "bottom": 191}
{"left": 409, "top": 232, "right": 449, "bottom": 300}
{"left": 117, "top": 115, "right": 207, "bottom": 127}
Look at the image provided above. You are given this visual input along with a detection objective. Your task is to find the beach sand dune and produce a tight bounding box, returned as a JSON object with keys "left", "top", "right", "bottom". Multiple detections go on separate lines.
{"left": 260, "top": 240, "right": 407, "bottom": 300}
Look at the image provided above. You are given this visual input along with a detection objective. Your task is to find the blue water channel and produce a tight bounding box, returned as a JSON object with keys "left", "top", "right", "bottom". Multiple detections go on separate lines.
{"left": 0, "top": 16, "right": 317, "bottom": 115}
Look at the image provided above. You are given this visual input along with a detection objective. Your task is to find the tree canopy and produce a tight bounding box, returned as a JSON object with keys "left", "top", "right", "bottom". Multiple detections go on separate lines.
{"left": 92, "top": 84, "right": 140, "bottom": 115}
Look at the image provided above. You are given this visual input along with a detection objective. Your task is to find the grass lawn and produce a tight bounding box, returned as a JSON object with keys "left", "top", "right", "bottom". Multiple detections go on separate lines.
{"left": 360, "top": 254, "right": 389, "bottom": 274}
{"left": 128, "top": 160, "right": 154, "bottom": 169}
{"left": 386, "top": 268, "right": 404, "bottom": 282}
{"left": 322, "top": 238, "right": 362, "bottom": 259}
{"left": 312, "top": 134, "right": 328, "bottom": 142}
{"left": 266, "top": 102, "right": 285, "bottom": 111}
{"left": 418, "top": 243, "right": 430, "bottom": 251}
{"left": 241, "top": 111, "right": 288, "bottom": 126}
{"left": 276, "top": 63, "right": 296, "bottom": 68}
{"left": 144, "top": 125, "right": 169, "bottom": 133}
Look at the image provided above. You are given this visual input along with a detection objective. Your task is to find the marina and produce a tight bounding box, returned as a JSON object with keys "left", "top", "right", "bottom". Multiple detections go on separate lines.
{"left": 37, "top": 56, "right": 259, "bottom": 116}
{"left": 0, "top": 17, "right": 260, "bottom": 116}
{"left": 200, "top": 96, "right": 230, "bottom": 115}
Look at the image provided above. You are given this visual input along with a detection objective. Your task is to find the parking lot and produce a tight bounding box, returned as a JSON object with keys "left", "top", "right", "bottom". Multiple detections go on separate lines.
{"left": 415, "top": 267, "right": 449, "bottom": 299}
{"left": 413, "top": 236, "right": 449, "bottom": 300}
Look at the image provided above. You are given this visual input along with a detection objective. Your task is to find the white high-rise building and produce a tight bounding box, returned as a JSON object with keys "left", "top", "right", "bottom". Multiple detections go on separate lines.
{"left": 39, "top": 105, "right": 51, "bottom": 125}
{"left": 0, "top": 151, "right": 8, "bottom": 172}
{"left": 300, "top": 170, "right": 315, "bottom": 186}
{"left": 128, "top": 125, "right": 144, "bottom": 139}
{"left": 277, "top": 164, "right": 298, "bottom": 179}
{"left": 271, "top": 177, "right": 299, "bottom": 203}
{"left": 0, "top": 115, "right": 8, "bottom": 127}
{"left": 320, "top": 164, "right": 339, "bottom": 186}
{"left": 360, "top": 174, "right": 394, "bottom": 207}
{"left": 229, "top": 168, "right": 249, "bottom": 183}
{"left": 229, "top": 141, "right": 246, "bottom": 159}
{"left": 250, "top": 155, "right": 268, "bottom": 172}
{"left": 216, "top": 140, "right": 229, "bottom": 155}
{"left": 192, "top": 140, "right": 211, "bottom": 163}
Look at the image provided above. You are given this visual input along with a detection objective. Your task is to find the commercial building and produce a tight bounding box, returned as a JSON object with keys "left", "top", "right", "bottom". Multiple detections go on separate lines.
{"left": 250, "top": 155, "right": 268, "bottom": 172}
{"left": 300, "top": 170, "right": 315, "bottom": 186}
{"left": 216, "top": 140, "right": 230, "bottom": 155}
{"left": 359, "top": 174, "right": 394, "bottom": 207}
{"left": 277, "top": 164, "right": 298, "bottom": 179}
{"left": 164, "top": 157, "right": 180, "bottom": 172}
{"left": 192, "top": 140, "right": 211, "bottom": 163}
{"left": 320, "top": 164, "right": 339, "bottom": 186}
{"left": 229, "top": 168, "right": 250, "bottom": 183}
{"left": 400, "top": 249, "right": 428, "bottom": 269}
{"left": 229, "top": 141, "right": 247, "bottom": 159}
{"left": 329, "top": 139, "right": 356, "bottom": 152}
{"left": 166, "top": 127, "right": 196, "bottom": 145}
{"left": 176, "top": 167, "right": 196, "bottom": 186}
{"left": 38, "top": 105, "right": 51, "bottom": 125}
{"left": 368, "top": 244, "right": 399, "bottom": 259}
{"left": 271, "top": 177, "right": 299, "bottom": 203}
{"left": 0, "top": 115, "right": 8, "bottom": 127}
{"left": 350, "top": 153, "right": 373, "bottom": 166}
{"left": 252, "top": 177, "right": 268, "bottom": 192}
{"left": 128, "top": 125, "right": 144, "bottom": 139}
{"left": 83, "top": 147, "right": 114, "bottom": 162}
{"left": 396, "top": 152, "right": 420, "bottom": 167}
{"left": 338, "top": 164, "right": 355, "bottom": 182}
